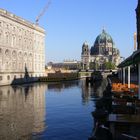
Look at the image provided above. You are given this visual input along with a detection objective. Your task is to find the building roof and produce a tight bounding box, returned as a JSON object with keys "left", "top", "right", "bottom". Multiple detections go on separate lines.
{"left": 90, "top": 29, "right": 115, "bottom": 55}
{"left": 94, "top": 29, "right": 114, "bottom": 45}
{"left": 136, "top": 0, "right": 140, "bottom": 13}
{"left": 118, "top": 49, "right": 140, "bottom": 68}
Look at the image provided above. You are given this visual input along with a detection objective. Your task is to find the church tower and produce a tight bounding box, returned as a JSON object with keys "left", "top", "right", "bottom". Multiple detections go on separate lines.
{"left": 136, "top": 0, "right": 140, "bottom": 49}
{"left": 81, "top": 42, "right": 90, "bottom": 70}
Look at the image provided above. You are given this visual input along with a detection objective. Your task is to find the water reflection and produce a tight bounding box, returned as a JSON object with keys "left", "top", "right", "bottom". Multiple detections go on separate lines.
{"left": 47, "top": 80, "right": 95, "bottom": 104}
{"left": 80, "top": 80, "right": 102, "bottom": 103}
{"left": 0, "top": 80, "right": 95, "bottom": 140}
{"left": 47, "top": 80, "right": 79, "bottom": 91}
{"left": 0, "top": 83, "right": 46, "bottom": 140}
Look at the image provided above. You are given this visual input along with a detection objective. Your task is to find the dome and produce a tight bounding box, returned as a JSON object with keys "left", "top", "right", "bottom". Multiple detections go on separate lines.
{"left": 83, "top": 41, "right": 89, "bottom": 47}
{"left": 90, "top": 29, "right": 114, "bottom": 55}
{"left": 94, "top": 29, "right": 113, "bottom": 45}
{"left": 82, "top": 41, "right": 90, "bottom": 55}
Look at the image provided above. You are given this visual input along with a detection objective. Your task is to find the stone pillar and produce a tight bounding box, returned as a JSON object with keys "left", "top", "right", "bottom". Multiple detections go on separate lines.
{"left": 118, "top": 68, "right": 122, "bottom": 80}
{"left": 123, "top": 67, "right": 125, "bottom": 85}
{"left": 83, "top": 63, "right": 84, "bottom": 70}
{"left": 138, "top": 63, "right": 140, "bottom": 99}
{"left": 128, "top": 66, "right": 130, "bottom": 89}
{"left": 120, "top": 68, "right": 123, "bottom": 82}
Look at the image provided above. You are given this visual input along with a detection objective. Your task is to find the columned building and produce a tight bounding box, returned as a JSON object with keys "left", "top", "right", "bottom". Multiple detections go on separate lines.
{"left": 0, "top": 9, "right": 46, "bottom": 85}
{"left": 81, "top": 29, "right": 121, "bottom": 70}
{"left": 117, "top": 0, "right": 140, "bottom": 99}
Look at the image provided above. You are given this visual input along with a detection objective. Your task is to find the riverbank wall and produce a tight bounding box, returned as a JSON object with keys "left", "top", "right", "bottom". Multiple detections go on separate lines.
{"left": 39, "top": 72, "right": 80, "bottom": 82}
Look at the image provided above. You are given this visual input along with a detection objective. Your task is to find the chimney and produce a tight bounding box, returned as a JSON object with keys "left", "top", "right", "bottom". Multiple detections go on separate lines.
{"left": 134, "top": 32, "right": 137, "bottom": 51}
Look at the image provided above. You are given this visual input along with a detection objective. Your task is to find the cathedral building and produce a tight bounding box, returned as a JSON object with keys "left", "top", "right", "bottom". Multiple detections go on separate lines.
{"left": 81, "top": 29, "right": 121, "bottom": 70}
{"left": 0, "top": 9, "right": 46, "bottom": 85}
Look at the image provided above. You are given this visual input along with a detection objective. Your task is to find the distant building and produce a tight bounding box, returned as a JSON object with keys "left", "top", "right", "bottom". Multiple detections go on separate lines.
{"left": 0, "top": 9, "right": 46, "bottom": 85}
{"left": 81, "top": 29, "right": 121, "bottom": 70}
{"left": 47, "top": 60, "right": 81, "bottom": 70}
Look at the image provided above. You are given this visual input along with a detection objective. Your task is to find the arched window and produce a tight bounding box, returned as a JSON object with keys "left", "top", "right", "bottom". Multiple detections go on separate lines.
{"left": 0, "top": 31, "right": 2, "bottom": 42}
{"left": 0, "top": 76, "right": 2, "bottom": 81}
{"left": 7, "top": 75, "right": 10, "bottom": 80}
{"left": 13, "top": 36, "right": 16, "bottom": 46}
{"left": 12, "top": 50, "right": 17, "bottom": 60}
{"left": 0, "top": 48, "right": 2, "bottom": 55}
{"left": 12, "top": 62, "right": 16, "bottom": 69}
{"left": 5, "top": 49, "right": 10, "bottom": 57}
{"left": 6, "top": 33, "right": 9, "bottom": 44}
{"left": 18, "top": 51, "right": 22, "bottom": 59}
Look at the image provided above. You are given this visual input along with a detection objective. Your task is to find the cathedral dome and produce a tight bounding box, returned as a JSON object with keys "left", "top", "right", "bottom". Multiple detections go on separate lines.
{"left": 90, "top": 29, "right": 114, "bottom": 55}
{"left": 94, "top": 29, "right": 113, "bottom": 45}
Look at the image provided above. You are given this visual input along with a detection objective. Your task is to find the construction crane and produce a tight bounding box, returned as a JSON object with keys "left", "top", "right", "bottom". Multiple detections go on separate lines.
{"left": 35, "top": 0, "right": 51, "bottom": 25}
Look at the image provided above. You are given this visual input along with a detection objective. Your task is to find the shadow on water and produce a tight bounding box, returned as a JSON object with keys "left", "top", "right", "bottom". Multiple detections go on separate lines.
{"left": 47, "top": 80, "right": 79, "bottom": 91}
{"left": 89, "top": 78, "right": 114, "bottom": 140}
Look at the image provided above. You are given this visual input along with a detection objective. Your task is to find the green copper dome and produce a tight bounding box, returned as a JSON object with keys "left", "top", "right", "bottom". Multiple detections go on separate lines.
{"left": 90, "top": 29, "right": 115, "bottom": 55}
{"left": 94, "top": 29, "right": 113, "bottom": 44}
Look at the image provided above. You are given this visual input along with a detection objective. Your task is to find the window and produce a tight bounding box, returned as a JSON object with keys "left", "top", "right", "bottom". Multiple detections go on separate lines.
{"left": 6, "top": 24, "right": 9, "bottom": 29}
{"left": 7, "top": 75, "right": 10, "bottom": 80}
{"left": 0, "top": 32, "right": 2, "bottom": 41}
{"left": 13, "top": 27, "right": 15, "bottom": 31}
{"left": 0, "top": 76, "right": 2, "bottom": 81}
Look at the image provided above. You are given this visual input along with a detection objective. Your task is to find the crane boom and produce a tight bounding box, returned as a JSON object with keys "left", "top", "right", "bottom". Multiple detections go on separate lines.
{"left": 36, "top": 0, "right": 51, "bottom": 25}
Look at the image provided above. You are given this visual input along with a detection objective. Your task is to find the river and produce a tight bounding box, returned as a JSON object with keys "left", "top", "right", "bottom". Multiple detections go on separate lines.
{"left": 0, "top": 79, "right": 96, "bottom": 140}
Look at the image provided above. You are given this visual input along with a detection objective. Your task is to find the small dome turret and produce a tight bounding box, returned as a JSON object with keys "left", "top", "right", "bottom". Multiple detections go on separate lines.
{"left": 82, "top": 41, "right": 90, "bottom": 55}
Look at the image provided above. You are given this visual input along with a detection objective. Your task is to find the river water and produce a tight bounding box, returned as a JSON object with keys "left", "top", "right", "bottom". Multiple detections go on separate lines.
{"left": 0, "top": 79, "right": 97, "bottom": 140}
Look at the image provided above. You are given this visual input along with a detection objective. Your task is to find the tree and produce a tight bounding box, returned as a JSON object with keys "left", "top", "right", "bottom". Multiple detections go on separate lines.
{"left": 103, "top": 62, "right": 116, "bottom": 70}
{"left": 89, "top": 62, "right": 95, "bottom": 69}
{"left": 89, "top": 62, "right": 99, "bottom": 70}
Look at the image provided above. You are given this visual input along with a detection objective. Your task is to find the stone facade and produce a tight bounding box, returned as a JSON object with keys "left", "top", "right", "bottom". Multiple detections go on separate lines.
{"left": 0, "top": 9, "right": 46, "bottom": 85}
{"left": 81, "top": 29, "right": 121, "bottom": 70}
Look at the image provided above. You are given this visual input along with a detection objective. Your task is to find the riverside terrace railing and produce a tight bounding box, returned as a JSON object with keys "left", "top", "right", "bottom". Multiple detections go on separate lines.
{"left": 79, "top": 70, "right": 112, "bottom": 78}
{"left": 78, "top": 71, "right": 92, "bottom": 78}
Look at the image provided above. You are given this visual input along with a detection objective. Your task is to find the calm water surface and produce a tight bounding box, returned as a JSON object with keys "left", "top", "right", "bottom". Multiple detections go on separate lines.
{"left": 0, "top": 80, "right": 96, "bottom": 140}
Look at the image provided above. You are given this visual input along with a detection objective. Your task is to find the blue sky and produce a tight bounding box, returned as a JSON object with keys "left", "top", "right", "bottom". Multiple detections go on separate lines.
{"left": 0, "top": 0, "right": 138, "bottom": 63}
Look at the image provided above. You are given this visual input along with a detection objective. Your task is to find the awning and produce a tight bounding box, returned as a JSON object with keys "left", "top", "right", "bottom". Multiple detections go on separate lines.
{"left": 118, "top": 49, "right": 140, "bottom": 68}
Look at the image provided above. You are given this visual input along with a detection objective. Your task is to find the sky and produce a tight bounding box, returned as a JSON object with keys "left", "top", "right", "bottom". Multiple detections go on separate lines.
{"left": 0, "top": 0, "right": 138, "bottom": 63}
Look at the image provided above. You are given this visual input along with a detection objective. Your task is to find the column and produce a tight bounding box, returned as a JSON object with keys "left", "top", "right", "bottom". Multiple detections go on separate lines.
{"left": 128, "top": 66, "right": 130, "bottom": 89}
{"left": 123, "top": 67, "right": 125, "bottom": 85}
{"left": 83, "top": 63, "right": 84, "bottom": 70}
{"left": 138, "top": 63, "right": 140, "bottom": 99}
{"left": 120, "top": 68, "right": 123, "bottom": 83}
{"left": 118, "top": 68, "right": 121, "bottom": 80}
